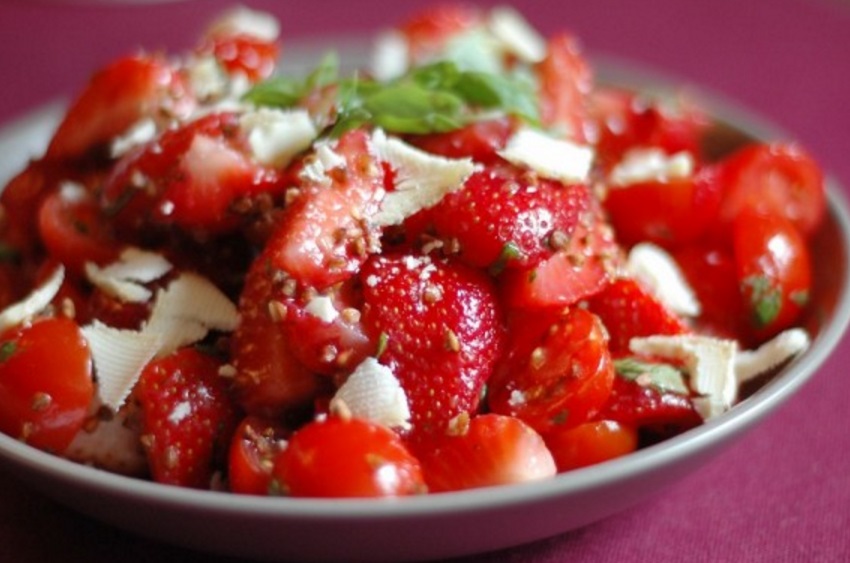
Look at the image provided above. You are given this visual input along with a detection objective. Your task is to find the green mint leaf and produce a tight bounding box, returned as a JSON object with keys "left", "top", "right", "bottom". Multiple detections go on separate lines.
{"left": 744, "top": 275, "right": 781, "bottom": 328}
{"left": 614, "top": 357, "right": 689, "bottom": 395}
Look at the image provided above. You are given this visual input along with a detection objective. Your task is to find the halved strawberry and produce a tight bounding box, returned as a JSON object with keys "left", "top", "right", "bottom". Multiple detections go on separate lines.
{"left": 585, "top": 277, "right": 691, "bottom": 354}
{"left": 101, "top": 111, "right": 287, "bottom": 236}
{"left": 46, "top": 54, "right": 193, "bottom": 162}
{"left": 135, "top": 347, "right": 238, "bottom": 488}
{"left": 413, "top": 413, "right": 556, "bottom": 493}
{"left": 424, "top": 163, "right": 592, "bottom": 271}
{"left": 264, "top": 128, "right": 385, "bottom": 290}
{"left": 500, "top": 200, "right": 619, "bottom": 309}
{"left": 230, "top": 253, "right": 325, "bottom": 419}
{"left": 406, "top": 117, "right": 516, "bottom": 164}
{"left": 535, "top": 33, "right": 593, "bottom": 142}
{"left": 359, "top": 251, "right": 505, "bottom": 436}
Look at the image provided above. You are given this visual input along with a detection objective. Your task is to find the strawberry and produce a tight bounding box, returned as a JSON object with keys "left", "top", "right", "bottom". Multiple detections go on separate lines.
{"left": 46, "top": 54, "right": 194, "bottom": 162}
{"left": 230, "top": 253, "right": 325, "bottom": 419}
{"left": 424, "top": 163, "right": 592, "bottom": 270}
{"left": 597, "top": 372, "right": 702, "bottom": 435}
{"left": 500, "top": 199, "right": 620, "bottom": 309}
{"left": 488, "top": 307, "right": 615, "bottom": 434}
{"left": 585, "top": 277, "right": 691, "bottom": 354}
{"left": 264, "top": 128, "right": 385, "bottom": 290}
{"left": 406, "top": 117, "right": 516, "bottom": 164}
{"left": 535, "top": 33, "right": 593, "bottom": 142}
{"left": 101, "top": 111, "right": 287, "bottom": 237}
{"left": 413, "top": 413, "right": 556, "bottom": 493}
{"left": 197, "top": 34, "right": 279, "bottom": 83}
{"left": 135, "top": 347, "right": 238, "bottom": 488}
{"left": 359, "top": 251, "right": 505, "bottom": 436}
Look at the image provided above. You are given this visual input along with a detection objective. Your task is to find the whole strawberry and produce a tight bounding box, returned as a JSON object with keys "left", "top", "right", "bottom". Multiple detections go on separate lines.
{"left": 359, "top": 252, "right": 504, "bottom": 436}
{"left": 136, "top": 347, "right": 238, "bottom": 488}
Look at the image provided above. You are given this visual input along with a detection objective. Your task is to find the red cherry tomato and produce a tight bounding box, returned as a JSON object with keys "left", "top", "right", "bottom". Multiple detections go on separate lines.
{"left": 488, "top": 308, "right": 615, "bottom": 434}
{"left": 0, "top": 317, "right": 93, "bottom": 452}
{"left": 732, "top": 209, "right": 812, "bottom": 342}
{"left": 543, "top": 420, "right": 638, "bottom": 472}
{"left": 228, "top": 415, "right": 289, "bottom": 495}
{"left": 717, "top": 142, "right": 826, "bottom": 238}
{"left": 272, "top": 415, "right": 426, "bottom": 498}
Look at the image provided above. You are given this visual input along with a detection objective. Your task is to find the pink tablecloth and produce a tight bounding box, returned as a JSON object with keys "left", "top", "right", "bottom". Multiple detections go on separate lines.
{"left": 0, "top": 0, "right": 849, "bottom": 561}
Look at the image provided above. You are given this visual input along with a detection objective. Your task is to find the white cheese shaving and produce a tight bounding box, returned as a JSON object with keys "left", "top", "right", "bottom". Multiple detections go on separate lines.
{"left": 608, "top": 148, "right": 694, "bottom": 187}
{"left": 735, "top": 328, "right": 810, "bottom": 384}
{"left": 333, "top": 357, "right": 412, "bottom": 429}
{"left": 206, "top": 6, "right": 280, "bottom": 42}
{"left": 630, "top": 334, "right": 738, "bottom": 420}
{"left": 370, "top": 30, "right": 410, "bottom": 81}
{"left": 498, "top": 127, "right": 595, "bottom": 184}
{"left": 370, "top": 129, "right": 476, "bottom": 226}
{"left": 187, "top": 56, "right": 230, "bottom": 102}
{"left": 488, "top": 6, "right": 547, "bottom": 63}
{"left": 240, "top": 108, "right": 317, "bottom": 168}
{"left": 81, "top": 321, "right": 161, "bottom": 411}
{"left": 64, "top": 399, "right": 147, "bottom": 476}
{"left": 299, "top": 142, "right": 346, "bottom": 188}
{"left": 84, "top": 247, "right": 173, "bottom": 304}
{"left": 304, "top": 295, "right": 339, "bottom": 324}
{"left": 0, "top": 265, "right": 64, "bottom": 332}
{"left": 626, "top": 242, "right": 701, "bottom": 317}
{"left": 58, "top": 180, "right": 87, "bottom": 203}
{"left": 110, "top": 118, "right": 157, "bottom": 159}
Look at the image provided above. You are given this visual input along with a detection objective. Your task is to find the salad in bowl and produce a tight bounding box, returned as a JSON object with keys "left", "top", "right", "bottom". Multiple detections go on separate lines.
{"left": 0, "top": 4, "right": 830, "bottom": 504}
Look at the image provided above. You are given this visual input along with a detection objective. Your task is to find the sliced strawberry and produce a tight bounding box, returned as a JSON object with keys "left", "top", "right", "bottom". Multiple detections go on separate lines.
{"left": 586, "top": 277, "right": 690, "bottom": 354}
{"left": 359, "top": 251, "right": 505, "bottom": 436}
{"left": 488, "top": 307, "right": 615, "bottom": 434}
{"left": 46, "top": 54, "right": 193, "bottom": 162}
{"left": 102, "top": 111, "right": 287, "bottom": 236}
{"left": 272, "top": 414, "right": 426, "bottom": 498}
{"left": 500, "top": 201, "right": 619, "bottom": 309}
{"left": 264, "top": 128, "right": 385, "bottom": 290}
{"left": 425, "top": 163, "right": 592, "bottom": 270}
{"left": 596, "top": 373, "right": 702, "bottom": 435}
{"left": 136, "top": 347, "right": 238, "bottom": 488}
{"left": 230, "top": 254, "right": 325, "bottom": 419}
{"left": 536, "top": 33, "right": 593, "bottom": 142}
{"left": 406, "top": 117, "right": 516, "bottom": 164}
{"left": 414, "top": 413, "right": 556, "bottom": 493}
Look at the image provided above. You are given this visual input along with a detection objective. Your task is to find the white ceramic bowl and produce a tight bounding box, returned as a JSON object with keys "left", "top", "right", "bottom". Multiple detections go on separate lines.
{"left": 0, "top": 40, "right": 848, "bottom": 563}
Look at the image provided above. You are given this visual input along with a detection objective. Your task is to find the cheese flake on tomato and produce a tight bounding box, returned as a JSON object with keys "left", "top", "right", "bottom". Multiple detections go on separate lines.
{"left": 608, "top": 148, "right": 694, "bottom": 187}
{"left": 371, "top": 129, "right": 476, "bottom": 226}
{"left": 0, "top": 265, "right": 64, "bottom": 332}
{"left": 333, "top": 357, "right": 412, "bottom": 429}
{"left": 498, "top": 127, "right": 594, "bottom": 184}
{"left": 240, "top": 108, "right": 317, "bottom": 168}
{"left": 627, "top": 242, "right": 701, "bottom": 317}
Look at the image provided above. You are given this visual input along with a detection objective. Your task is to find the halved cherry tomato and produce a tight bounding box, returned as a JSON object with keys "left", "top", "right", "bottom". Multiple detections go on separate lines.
{"left": 272, "top": 415, "right": 426, "bottom": 498}
{"left": 0, "top": 317, "right": 93, "bottom": 452}
{"left": 488, "top": 308, "right": 615, "bottom": 433}
{"left": 228, "top": 415, "right": 289, "bottom": 495}
{"left": 716, "top": 142, "right": 826, "bottom": 238}
{"left": 543, "top": 420, "right": 638, "bottom": 472}
{"left": 732, "top": 208, "right": 812, "bottom": 342}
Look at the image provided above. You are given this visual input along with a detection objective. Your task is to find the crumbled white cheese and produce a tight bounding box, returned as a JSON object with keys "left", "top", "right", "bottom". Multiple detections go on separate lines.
{"left": 81, "top": 321, "right": 161, "bottom": 411}
{"left": 64, "top": 398, "right": 147, "bottom": 476}
{"left": 370, "top": 129, "right": 476, "bottom": 226}
{"left": 84, "top": 247, "right": 173, "bottom": 304}
{"left": 110, "top": 118, "right": 157, "bottom": 159}
{"left": 498, "top": 127, "right": 595, "bottom": 184}
{"left": 0, "top": 265, "right": 64, "bottom": 332}
{"left": 626, "top": 242, "right": 701, "bottom": 317}
{"left": 333, "top": 357, "right": 412, "bottom": 429}
{"left": 206, "top": 6, "right": 280, "bottom": 42}
{"left": 186, "top": 56, "right": 230, "bottom": 102}
{"left": 370, "top": 30, "right": 410, "bottom": 81}
{"left": 608, "top": 148, "right": 694, "bottom": 187}
{"left": 630, "top": 334, "right": 738, "bottom": 420}
{"left": 58, "top": 180, "right": 87, "bottom": 203}
{"left": 240, "top": 108, "right": 317, "bottom": 168}
{"left": 299, "top": 142, "right": 346, "bottom": 187}
{"left": 488, "top": 6, "right": 547, "bottom": 63}
{"left": 735, "top": 328, "right": 810, "bottom": 384}
{"left": 304, "top": 295, "right": 339, "bottom": 324}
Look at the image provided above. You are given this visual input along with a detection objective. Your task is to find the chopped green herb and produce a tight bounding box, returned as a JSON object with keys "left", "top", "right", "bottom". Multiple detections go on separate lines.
{"left": 0, "top": 341, "right": 17, "bottom": 363}
{"left": 550, "top": 409, "right": 569, "bottom": 426}
{"left": 790, "top": 289, "right": 810, "bottom": 307}
{"left": 744, "top": 275, "right": 781, "bottom": 327}
{"left": 614, "top": 357, "right": 689, "bottom": 395}
{"left": 376, "top": 332, "right": 389, "bottom": 358}
{"left": 488, "top": 241, "right": 522, "bottom": 276}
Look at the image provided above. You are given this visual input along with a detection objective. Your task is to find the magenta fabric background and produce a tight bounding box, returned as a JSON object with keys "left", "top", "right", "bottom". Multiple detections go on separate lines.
{"left": 0, "top": 0, "right": 849, "bottom": 561}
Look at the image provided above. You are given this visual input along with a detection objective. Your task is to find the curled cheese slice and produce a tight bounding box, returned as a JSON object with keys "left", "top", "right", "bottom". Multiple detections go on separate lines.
{"left": 498, "top": 127, "right": 594, "bottom": 184}
{"left": 84, "top": 247, "right": 173, "bottom": 304}
{"left": 488, "top": 6, "right": 547, "bottom": 63}
{"left": 627, "top": 242, "right": 701, "bottom": 317}
{"left": 0, "top": 265, "right": 64, "bottom": 332}
{"left": 735, "top": 328, "right": 810, "bottom": 384}
{"left": 371, "top": 129, "right": 476, "bottom": 226}
{"left": 333, "top": 357, "right": 412, "bottom": 429}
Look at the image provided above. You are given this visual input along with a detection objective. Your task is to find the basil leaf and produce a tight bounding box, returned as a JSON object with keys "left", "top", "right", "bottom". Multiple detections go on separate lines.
{"left": 410, "top": 61, "right": 462, "bottom": 90}
{"left": 614, "top": 357, "right": 689, "bottom": 395}
{"left": 243, "top": 52, "right": 339, "bottom": 108}
{"left": 363, "top": 83, "right": 465, "bottom": 134}
{"left": 453, "top": 71, "right": 540, "bottom": 123}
